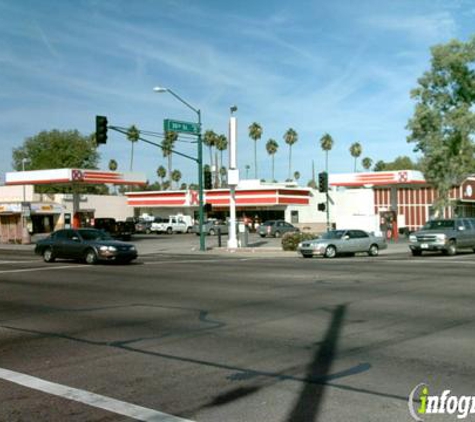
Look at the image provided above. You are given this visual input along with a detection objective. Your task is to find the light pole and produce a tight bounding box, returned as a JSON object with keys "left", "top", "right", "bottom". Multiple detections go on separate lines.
{"left": 153, "top": 86, "right": 205, "bottom": 252}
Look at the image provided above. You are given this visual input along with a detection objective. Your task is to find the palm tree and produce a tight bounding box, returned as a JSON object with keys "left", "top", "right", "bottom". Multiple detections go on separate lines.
{"left": 248, "top": 122, "right": 263, "bottom": 178}
{"left": 284, "top": 128, "right": 298, "bottom": 180}
{"left": 245, "top": 164, "right": 251, "bottom": 179}
{"left": 203, "top": 130, "right": 218, "bottom": 169}
{"left": 349, "top": 142, "right": 363, "bottom": 172}
{"left": 219, "top": 166, "right": 227, "bottom": 187}
{"left": 215, "top": 134, "right": 228, "bottom": 187}
{"left": 126, "top": 125, "right": 140, "bottom": 171}
{"left": 162, "top": 131, "right": 178, "bottom": 184}
{"left": 108, "top": 159, "right": 118, "bottom": 194}
{"left": 294, "top": 171, "right": 300, "bottom": 183}
{"left": 319, "top": 133, "right": 334, "bottom": 173}
{"left": 265, "top": 139, "right": 279, "bottom": 182}
{"left": 171, "top": 169, "right": 182, "bottom": 189}
{"left": 108, "top": 159, "right": 117, "bottom": 172}
{"left": 180, "top": 182, "right": 187, "bottom": 190}
{"left": 157, "top": 165, "right": 166, "bottom": 186}
{"left": 362, "top": 157, "right": 373, "bottom": 171}
{"left": 374, "top": 160, "right": 386, "bottom": 171}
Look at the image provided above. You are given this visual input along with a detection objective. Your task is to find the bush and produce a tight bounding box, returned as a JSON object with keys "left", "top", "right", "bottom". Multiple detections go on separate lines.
{"left": 281, "top": 232, "right": 318, "bottom": 251}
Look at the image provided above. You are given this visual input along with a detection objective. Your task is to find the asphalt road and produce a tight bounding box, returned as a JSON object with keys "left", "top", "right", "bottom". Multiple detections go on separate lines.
{"left": 1, "top": 247, "right": 474, "bottom": 421}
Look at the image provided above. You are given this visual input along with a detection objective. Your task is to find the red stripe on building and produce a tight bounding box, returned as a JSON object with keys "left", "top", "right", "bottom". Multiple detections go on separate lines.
{"left": 278, "top": 197, "right": 309, "bottom": 205}
{"left": 128, "top": 200, "right": 187, "bottom": 206}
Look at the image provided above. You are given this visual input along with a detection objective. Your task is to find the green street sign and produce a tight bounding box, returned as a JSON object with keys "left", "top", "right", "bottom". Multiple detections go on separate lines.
{"left": 164, "top": 119, "right": 199, "bottom": 135}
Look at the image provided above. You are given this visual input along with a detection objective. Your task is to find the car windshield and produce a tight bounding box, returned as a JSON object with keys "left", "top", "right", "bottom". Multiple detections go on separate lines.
{"left": 320, "top": 230, "right": 346, "bottom": 240}
{"left": 78, "top": 230, "right": 112, "bottom": 241}
{"left": 422, "top": 220, "right": 455, "bottom": 230}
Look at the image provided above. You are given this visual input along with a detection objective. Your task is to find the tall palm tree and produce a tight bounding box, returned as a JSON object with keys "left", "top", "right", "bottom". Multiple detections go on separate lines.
{"left": 171, "top": 169, "right": 182, "bottom": 189}
{"left": 108, "top": 159, "right": 118, "bottom": 194}
{"left": 349, "top": 142, "right": 363, "bottom": 172}
{"left": 203, "top": 130, "right": 218, "bottom": 169}
{"left": 108, "top": 159, "right": 117, "bottom": 172}
{"left": 215, "top": 134, "right": 228, "bottom": 186}
{"left": 126, "top": 125, "right": 140, "bottom": 171}
{"left": 284, "top": 128, "right": 298, "bottom": 180}
{"left": 248, "top": 122, "right": 263, "bottom": 179}
{"left": 294, "top": 171, "right": 300, "bottom": 183}
{"left": 265, "top": 139, "right": 279, "bottom": 182}
{"left": 157, "top": 165, "right": 167, "bottom": 186}
{"left": 245, "top": 164, "right": 251, "bottom": 179}
{"left": 362, "top": 157, "right": 373, "bottom": 171}
{"left": 162, "top": 131, "right": 178, "bottom": 184}
{"left": 319, "top": 133, "right": 334, "bottom": 173}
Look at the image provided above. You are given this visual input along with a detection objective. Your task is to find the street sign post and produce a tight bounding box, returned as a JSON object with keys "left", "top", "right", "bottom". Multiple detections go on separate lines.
{"left": 164, "top": 119, "right": 199, "bottom": 135}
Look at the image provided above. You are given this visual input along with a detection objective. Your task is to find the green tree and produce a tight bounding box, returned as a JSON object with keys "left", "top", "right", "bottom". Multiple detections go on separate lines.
{"left": 245, "top": 164, "right": 251, "bottom": 179}
{"left": 407, "top": 36, "right": 475, "bottom": 213}
{"left": 108, "top": 159, "right": 118, "bottom": 172}
{"left": 248, "top": 122, "right": 263, "bottom": 178}
{"left": 180, "top": 182, "right": 187, "bottom": 190}
{"left": 349, "top": 142, "right": 362, "bottom": 172}
{"left": 215, "top": 134, "right": 228, "bottom": 187}
{"left": 162, "top": 131, "right": 178, "bottom": 185}
{"left": 171, "top": 169, "right": 182, "bottom": 189}
{"left": 373, "top": 160, "right": 386, "bottom": 171}
{"left": 361, "top": 157, "right": 373, "bottom": 171}
{"left": 319, "top": 133, "right": 334, "bottom": 173}
{"left": 126, "top": 125, "right": 140, "bottom": 171}
{"left": 157, "top": 165, "right": 167, "bottom": 184}
{"left": 265, "top": 138, "right": 279, "bottom": 182}
{"left": 293, "top": 171, "right": 300, "bottom": 183}
{"left": 284, "top": 128, "right": 298, "bottom": 180}
{"left": 12, "top": 129, "right": 105, "bottom": 193}
{"left": 203, "top": 129, "right": 218, "bottom": 169}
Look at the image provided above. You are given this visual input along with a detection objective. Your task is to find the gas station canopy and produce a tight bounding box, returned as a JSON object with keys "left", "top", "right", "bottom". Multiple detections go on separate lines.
{"left": 5, "top": 169, "right": 147, "bottom": 186}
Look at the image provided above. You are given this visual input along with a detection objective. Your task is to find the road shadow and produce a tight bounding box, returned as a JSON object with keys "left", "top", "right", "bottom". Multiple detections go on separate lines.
{"left": 286, "top": 304, "right": 346, "bottom": 422}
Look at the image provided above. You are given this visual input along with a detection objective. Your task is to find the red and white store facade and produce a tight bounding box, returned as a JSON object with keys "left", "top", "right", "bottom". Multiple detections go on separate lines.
{"left": 126, "top": 186, "right": 314, "bottom": 224}
{"left": 330, "top": 171, "right": 475, "bottom": 234}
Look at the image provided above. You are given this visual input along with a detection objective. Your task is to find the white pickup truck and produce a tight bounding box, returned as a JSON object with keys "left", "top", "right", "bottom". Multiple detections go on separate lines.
{"left": 151, "top": 215, "right": 193, "bottom": 234}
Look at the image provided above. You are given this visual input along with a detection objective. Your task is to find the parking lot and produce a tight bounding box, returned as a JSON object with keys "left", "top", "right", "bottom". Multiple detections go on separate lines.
{"left": 1, "top": 239, "right": 475, "bottom": 421}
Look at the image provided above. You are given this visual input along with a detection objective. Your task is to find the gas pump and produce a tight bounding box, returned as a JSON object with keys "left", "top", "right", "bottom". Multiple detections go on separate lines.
{"left": 379, "top": 211, "right": 398, "bottom": 241}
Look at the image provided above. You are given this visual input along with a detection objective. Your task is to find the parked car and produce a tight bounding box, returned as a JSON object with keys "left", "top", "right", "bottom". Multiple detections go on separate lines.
{"left": 152, "top": 215, "right": 192, "bottom": 234}
{"left": 35, "top": 228, "right": 138, "bottom": 264}
{"left": 297, "top": 229, "right": 387, "bottom": 258}
{"left": 192, "top": 219, "right": 229, "bottom": 236}
{"left": 135, "top": 219, "right": 153, "bottom": 234}
{"left": 92, "top": 217, "right": 134, "bottom": 241}
{"left": 258, "top": 220, "right": 299, "bottom": 238}
{"left": 409, "top": 218, "right": 475, "bottom": 256}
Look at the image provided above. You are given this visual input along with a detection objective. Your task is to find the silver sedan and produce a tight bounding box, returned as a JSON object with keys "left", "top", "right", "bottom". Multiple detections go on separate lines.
{"left": 297, "top": 229, "right": 387, "bottom": 258}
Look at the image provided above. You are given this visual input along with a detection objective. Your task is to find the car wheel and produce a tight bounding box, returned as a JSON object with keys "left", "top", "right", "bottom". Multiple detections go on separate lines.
{"left": 368, "top": 244, "right": 379, "bottom": 257}
{"left": 411, "top": 249, "right": 422, "bottom": 256}
{"left": 84, "top": 249, "right": 98, "bottom": 265}
{"left": 259, "top": 234, "right": 266, "bottom": 238}
{"left": 445, "top": 240, "right": 457, "bottom": 256}
{"left": 324, "top": 245, "right": 337, "bottom": 259}
{"left": 167, "top": 227, "right": 173, "bottom": 235}
{"left": 43, "top": 247, "right": 55, "bottom": 263}
{"left": 302, "top": 253, "right": 313, "bottom": 258}
{"left": 187, "top": 227, "right": 192, "bottom": 234}
{"left": 274, "top": 231, "right": 281, "bottom": 238}
{"left": 209, "top": 228, "right": 216, "bottom": 236}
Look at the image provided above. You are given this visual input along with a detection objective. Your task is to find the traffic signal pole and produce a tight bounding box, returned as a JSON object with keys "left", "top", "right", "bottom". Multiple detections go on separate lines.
{"left": 197, "top": 109, "right": 205, "bottom": 252}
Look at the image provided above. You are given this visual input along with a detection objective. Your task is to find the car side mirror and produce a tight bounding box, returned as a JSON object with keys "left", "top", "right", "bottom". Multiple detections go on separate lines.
{"left": 72, "top": 236, "right": 80, "bottom": 242}
{"left": 343, "top": 235, "right": 350, "bottom": 240}
{"left": 458, "top": 226, "right": 465, "bottom": 231}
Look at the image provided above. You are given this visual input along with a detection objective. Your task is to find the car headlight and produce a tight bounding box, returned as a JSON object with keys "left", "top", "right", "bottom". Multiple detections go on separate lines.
{"left": 99, "top": 246, "right": 117, "bottom": 252}
{"left": 130, "top": 245, "right": 136, "bottom": 251}
{"left": 297, "top": 242, "right": 303, "bottom": 248}
{"left": 409, "top": 235, "right": 417, "bottom": 243}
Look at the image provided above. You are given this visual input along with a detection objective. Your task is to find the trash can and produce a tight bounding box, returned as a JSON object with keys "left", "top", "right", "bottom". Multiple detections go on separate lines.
{"left": 238, "top": 222, "right": 248, "bottom": 247}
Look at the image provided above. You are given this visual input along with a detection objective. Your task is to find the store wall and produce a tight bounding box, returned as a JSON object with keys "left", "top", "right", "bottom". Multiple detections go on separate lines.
{"left": 56, "top": 194, "right": 133, "bottom": 221}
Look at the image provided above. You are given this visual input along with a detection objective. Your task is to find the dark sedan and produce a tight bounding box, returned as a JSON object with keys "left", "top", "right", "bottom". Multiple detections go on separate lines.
{"left": 35, "top": 228, "right": 138, "bottom": 264}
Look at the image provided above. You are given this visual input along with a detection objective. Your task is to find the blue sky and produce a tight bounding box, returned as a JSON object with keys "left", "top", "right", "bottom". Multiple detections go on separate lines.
{"left": 1, "top": 0, "right": 474, "bottom": 185}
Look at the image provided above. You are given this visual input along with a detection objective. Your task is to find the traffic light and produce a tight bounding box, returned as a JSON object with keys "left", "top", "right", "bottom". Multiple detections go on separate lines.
{"left": 204, "top": 170, "right": 212, "bottom": 190}
{"left": 318, "top": 202, "right": 326, "bottom": 212}
{"left": 95, "top": 115, "right": 108, "bottom": 145}
{"left": 318, "top": 171, "right": 328, "bottom": 193}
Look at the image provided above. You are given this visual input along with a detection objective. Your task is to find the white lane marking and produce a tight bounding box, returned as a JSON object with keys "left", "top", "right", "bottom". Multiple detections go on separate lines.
{"left": 0, "top": 265, "right": 86, "bottom": 274}
{"left": 0, "top": 367, "right": 194, "bottom": 422}
{"left": 0, "top": 260, "right": 40, "bottom": 264}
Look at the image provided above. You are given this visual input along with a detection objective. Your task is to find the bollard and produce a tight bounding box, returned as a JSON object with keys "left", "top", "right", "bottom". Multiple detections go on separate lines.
{"left": 217, "top": 228, "right": 222, "bottom": 247}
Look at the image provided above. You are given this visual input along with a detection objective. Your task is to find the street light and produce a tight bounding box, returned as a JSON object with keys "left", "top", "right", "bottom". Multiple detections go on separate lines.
{"left": 153, "top": 86, "right": 205, "bottom": 252}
